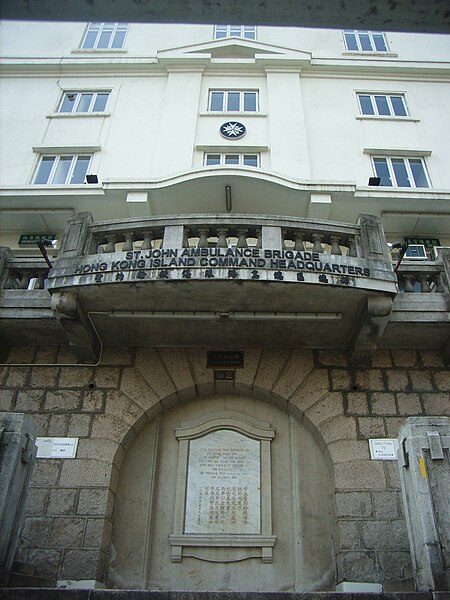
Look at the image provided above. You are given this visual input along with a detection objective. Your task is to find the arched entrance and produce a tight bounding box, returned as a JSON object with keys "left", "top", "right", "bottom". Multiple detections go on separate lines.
{"left": 108, "top": 393, "right": 335, "bottom": 591}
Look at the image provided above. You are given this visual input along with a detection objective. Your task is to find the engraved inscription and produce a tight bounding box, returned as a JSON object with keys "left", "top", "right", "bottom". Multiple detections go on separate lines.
{"left": 184, "top": 430, "right": 260, "bottom": 535}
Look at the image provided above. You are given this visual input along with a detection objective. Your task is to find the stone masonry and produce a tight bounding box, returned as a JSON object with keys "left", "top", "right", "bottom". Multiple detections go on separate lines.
{"left": 0, "top": 345, "right": 449, "bottom": 590}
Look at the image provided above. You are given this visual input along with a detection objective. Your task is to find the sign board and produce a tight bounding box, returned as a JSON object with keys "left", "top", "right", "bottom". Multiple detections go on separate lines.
{"left": 369, "top": 438, "right": 399, "bottom": 460}
{"left": 207, "top": 351, "right": 244, "bottom": 369}
{"left": 36, "top": 437, "right": 78, "bottom": 459}
{"left": 214, "top": 370, "right": 235, "bottom": 381}
{"left": 19, "top": 233, "right": 56, "bottom": 247}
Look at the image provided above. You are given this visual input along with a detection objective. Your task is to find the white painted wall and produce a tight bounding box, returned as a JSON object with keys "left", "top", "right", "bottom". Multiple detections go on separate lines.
{"left": 1, "top": 20, "right": 449, "bottom": 243}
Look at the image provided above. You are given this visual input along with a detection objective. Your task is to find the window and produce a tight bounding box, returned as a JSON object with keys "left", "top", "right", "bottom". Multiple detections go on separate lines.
{"left": 209, "top": 90, "right": 258, "bottom": 112}
{"left": 358, "top": 93, "right": 407, "bottom": 117}
{"left": 205, "top": 154, "right": 259, "bottom": 167}
{"left": 58, "top": 91, "right": 110, "bottom": 113}
{"left": 81, "top": 23, "right": 128, "bottom": 49}
{"left": 215, "top": 25, "right": 256, "bottom": 39}
{"left": 343, "top": 30, "right": 388, "bottom": 52}
{"left": 33, "top": 155, "right": 92, "bottom": 185}
{"left": 372, "top": 157, "right": 430, "bottom": 188}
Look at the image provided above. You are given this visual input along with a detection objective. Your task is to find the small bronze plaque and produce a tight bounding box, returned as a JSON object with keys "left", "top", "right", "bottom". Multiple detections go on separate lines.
{"left": 214, "top": 370, "right": 235, "bottom": 381}
{"left": 207, "top": 351, "right": 244, "bottom": 369}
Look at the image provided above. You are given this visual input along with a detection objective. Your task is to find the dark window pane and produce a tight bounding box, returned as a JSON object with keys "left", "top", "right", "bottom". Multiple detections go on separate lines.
{"left": 82, "top": 30, "right": 98, "bottom": 48}
{"left": 244, "top": 155, "right": 258, "bottom": 167}
{"left": 359, "top": 95, "right": 374, "bottom": 115}
{"left": 244, "top": 92, "right": 257, "bottom": 111}
{"left": 225, "top": 155, "right": 239, "bottom": 164}
{"left": 344, "top": 32, "right": 358, "bottom": 51}
{"left": 409, "top": 159, "right": 429, "bottom": 188}
{"left": 374, "top": 95, "right": 390, "bottom": 115}
{"left": 34, "top": 157, "right": 55, "bottom": 184}
{"left": 227, "top": 92, "right": 240, "bottom": 111}
{"left": 391, "top": 96, "right": 407, "bottom": 116}
{"left": 70, "top": 156, "right": 90, "bottom": 184}
{"left": 210, "top": 92, "right": 223, "bottom": 111}
{"left": 59, "top": 93, "right": 77, "bottom": 112}
{"left": 392, "top": 159, "right": 410, "bottom": 187}
{"left": 359, "top": 33, "right": 372, "bottom": 51}
{"left": 52, "top": 156, "right": 72, "bottom": 184}
{"left": 206, "top": 155, "right": 221, "bottom": 165}
{"left": 373, "top": 158, "right": 392, "bottom": 186}
{"left": 112, "top": 30, "right": 126, "bottom": 48}
{"left": 373, "top": 34, "right": 387, "bottom": 51}
{"left": 77, "top": 93, "right": 93, "bottom": 112}
{"left": 93, "top": 93, "right": 109, "bottom": 112}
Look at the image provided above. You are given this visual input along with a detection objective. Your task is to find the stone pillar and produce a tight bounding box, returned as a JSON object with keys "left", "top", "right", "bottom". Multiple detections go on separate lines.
{"left": 58, "top": 212, "right": 93, "bottom": 258}
{"left": 0, "top": 413, "right": 37, "bottom": 586}
{"left": 397, "top": 416, "right": 450, "bottom": 591}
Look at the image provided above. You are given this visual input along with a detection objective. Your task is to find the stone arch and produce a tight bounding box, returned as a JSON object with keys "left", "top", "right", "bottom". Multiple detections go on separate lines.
{"left": 81, "top": 348, "right": 354, "bottom": 588}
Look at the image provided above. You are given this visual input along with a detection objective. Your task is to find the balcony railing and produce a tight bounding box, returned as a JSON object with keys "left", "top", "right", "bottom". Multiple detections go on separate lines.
{"left": 0, "top": 249, "right": 49, "bottom": 291}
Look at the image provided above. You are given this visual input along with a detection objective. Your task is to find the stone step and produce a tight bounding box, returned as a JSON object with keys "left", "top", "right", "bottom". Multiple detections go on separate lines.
{"left": 7, "top": 572, "right": 57, "bottom": 588}
{"left": 0, "top": 591, "right": 447, "bottom": 600}
{"left": 11, "top": 561, "right": 37, "bottom": 575}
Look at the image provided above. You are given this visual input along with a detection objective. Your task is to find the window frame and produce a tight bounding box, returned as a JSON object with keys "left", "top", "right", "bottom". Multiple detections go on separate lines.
{"left": 80, "top": 22, "right": 129, "bottom": 50}
{"left": 32, "top": 154, "right": 93, "bottom": 185}
{"left": 57, "top": 91, "right": 111, "bottom": 114}
{"left": 214, "top": 25, "right": 256, "bottom": 40}
{"left": 357, "top": 93, "right": 408, "bottom": 117}
{"left": 208, "top": 90, "right": 259, "bottom": 113}
{"left": 343, "top": 30, "right": 389, "bottom": 52}
{"left": 204, "top": 153, "right": 260, "bottom": 167}
{"left": 372, "top": 156, "right": 431, "bottom": 188}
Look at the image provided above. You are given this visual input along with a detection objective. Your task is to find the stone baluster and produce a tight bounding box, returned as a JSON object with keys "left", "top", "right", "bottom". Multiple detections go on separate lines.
{"left": 37, "top": 271, "right": 47, "bottom": 289}
{"left": 256, "top": 229, "right": 262, "bottom": 249}
{"left": 434, "top": 273, "right": 445, "bottom": 293}
{"left": 282, "top": 230, "right": 289, "bottom": 250}
{"left": 236, "top": 229, "right": 248, "bottom": 248}
{"left": 311, "top": 233, "right": 324, "bottom": 254}
{"left": 330, "top": 235, "right": 342, "bottom": 255}
{"left": 347, "top": 237, "right": 357, "bottom": 257}
{"left": 419, "top": 274, "right": 431, "bottom": 293}
{"left": 197, "top": 229, "right": 209, "bottom": 248}
{"left": 217, "top": 228, "right": 228, "bottom": 248}
{"left": 141, "top": 230, "right": 154, "bottom": 250}
{"left": 18, "top": 272, "right": 31, "bottom": 289}
{"left": 182, "top": 228, "right": 189, "bottom": 248}
{"left": 105, "top": 234, "right": 117, "bottom": 253}
{"left": 403, "top": 274, "right": 415, "bottom": 293}
{"left": 123, "top": 233, "right": 134, "bottom": 252}
{"left": 294, "top": 231, "right": 305, "bottom": 251}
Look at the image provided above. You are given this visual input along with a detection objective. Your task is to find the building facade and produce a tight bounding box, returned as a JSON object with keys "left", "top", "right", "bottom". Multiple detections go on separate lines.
{"left": 0, "top": 21, "right": 449, "bottom": 592}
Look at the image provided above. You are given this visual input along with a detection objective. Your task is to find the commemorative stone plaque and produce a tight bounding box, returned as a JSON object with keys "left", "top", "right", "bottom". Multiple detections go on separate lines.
{"left": 169, "top": 413, "right": 276, "bottom": 562}
{"left": 184, "top": 430, "right": 260, "bottom": 534}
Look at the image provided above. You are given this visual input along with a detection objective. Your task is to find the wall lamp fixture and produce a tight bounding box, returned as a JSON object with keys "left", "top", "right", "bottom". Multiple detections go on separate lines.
{"left": 108, "top": 310, "right": 342, "bottom": 321}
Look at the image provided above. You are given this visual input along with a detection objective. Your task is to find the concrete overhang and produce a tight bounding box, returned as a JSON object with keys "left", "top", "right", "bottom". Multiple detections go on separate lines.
{"left": 1, "top": 1, "right": 449, "bottom": 34}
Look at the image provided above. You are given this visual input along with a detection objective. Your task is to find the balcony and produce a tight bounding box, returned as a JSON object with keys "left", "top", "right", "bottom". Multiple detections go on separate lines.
{"left": 1, "top": 213, "right": 449, "bottom": 365}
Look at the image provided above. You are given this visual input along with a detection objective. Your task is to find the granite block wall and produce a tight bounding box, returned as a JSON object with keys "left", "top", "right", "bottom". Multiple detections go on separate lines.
{"left": 1, "top": 346, "right": 448, "bottom": 590}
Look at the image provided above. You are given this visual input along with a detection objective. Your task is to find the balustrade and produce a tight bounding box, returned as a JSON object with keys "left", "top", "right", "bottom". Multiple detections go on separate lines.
{"left": 397, "top": 264, "right": 447, "bottom": 293}
{"left": 0, "top": 256, "right": 49, "bottom": 291}
{"left": 87, "top": 218, "right": 360, "bottom": 258}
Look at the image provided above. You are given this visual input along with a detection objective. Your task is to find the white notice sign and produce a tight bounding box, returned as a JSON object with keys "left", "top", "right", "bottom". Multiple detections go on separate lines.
{"left": 36, "top": 437, "right": 78, "bottom": 459}
{"left": 184, "top": 430, "right": 260, "bottom": 535}
{"left": 369, "top": 438, "right": 398, "bottom": 460}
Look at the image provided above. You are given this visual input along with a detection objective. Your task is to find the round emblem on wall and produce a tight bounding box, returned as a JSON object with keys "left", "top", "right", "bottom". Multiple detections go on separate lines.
{"left": 220, "top": 121, "right": 246, "bottom": 139}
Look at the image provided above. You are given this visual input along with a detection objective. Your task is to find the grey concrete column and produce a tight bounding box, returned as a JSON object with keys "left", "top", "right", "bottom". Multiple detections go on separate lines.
{"left": 397, "top": 416, "right": 450, "bottom": 591}
{"left": 0, "top": 413, "right": 37, "bottom": 586}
